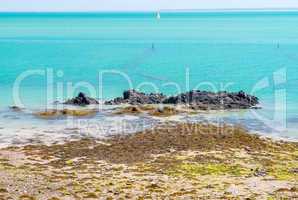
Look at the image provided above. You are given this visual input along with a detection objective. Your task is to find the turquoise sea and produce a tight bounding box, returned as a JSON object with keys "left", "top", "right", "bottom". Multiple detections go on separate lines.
{"left": 0, "top": 11, "right": 298, "bottom": 145}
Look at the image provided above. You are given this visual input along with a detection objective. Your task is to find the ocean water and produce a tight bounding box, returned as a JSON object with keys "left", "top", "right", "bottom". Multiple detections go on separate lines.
{"left": 0, "top": 11, "right": 298, "bottom": 145}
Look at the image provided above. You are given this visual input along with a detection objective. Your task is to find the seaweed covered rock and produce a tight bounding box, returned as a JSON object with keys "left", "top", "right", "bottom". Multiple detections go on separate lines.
{"left": 105, "top": 90, "right": 166, "bottom": 105}
{"left": 112, "top": 105, "right": 185, "bottom": 117}
{"left": 64, "top": 92, "right": 99, "bottom": 106}
{"left": 113, "top": 106, "right": 143, "bottom": 115}
{"left": 148, "top": 106, "right": 180, "bottom": 117}
{"left": 35, "top": 109, "right": 97, "bottom": 119}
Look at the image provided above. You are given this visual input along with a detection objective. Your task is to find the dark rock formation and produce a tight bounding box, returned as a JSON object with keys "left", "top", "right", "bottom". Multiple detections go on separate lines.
{"left": 9, "top": 106, "right": 23, "bottom": 112}
{"left": 105, "top": 89, "right": 259, "bottom": 110}
{"left": 105, "top": 90, "right": 166, "bottom": 105}
{"left": 289, "top": 168, "right": 298, "bottom": 174}
{"left": 163, "top": 90, "right": 259, "bottom": 110}
{"left": 64, "top": 92, "right": 99, "bottom": 106}
{"left": 253, "top": 168, "right": 267, "bottom": 177}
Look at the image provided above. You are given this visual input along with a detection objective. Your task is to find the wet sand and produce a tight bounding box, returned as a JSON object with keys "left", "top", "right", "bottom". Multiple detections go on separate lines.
{"left": 0, "top": 123, "right": 297, "bottom": 199}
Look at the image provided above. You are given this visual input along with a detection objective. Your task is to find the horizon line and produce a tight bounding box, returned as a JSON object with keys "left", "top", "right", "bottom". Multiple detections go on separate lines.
{"left": 2, "top": 8, "right": 298, "bottom": 13}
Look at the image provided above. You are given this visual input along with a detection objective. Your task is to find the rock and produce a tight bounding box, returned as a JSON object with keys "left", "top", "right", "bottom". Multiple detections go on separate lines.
{"left": 244, "top": 146, "right": 252, "bottom": 152}
{"left": 9, "top": 106, "right": 23, "bottom": 112}
{"left": 163, "top": 90, "right": 259, "bottom": 110}
{"left": 34, "top": 110, "right": 61, "bottom": 119}
{"left": 112, "top": 105, "right": 182, "bottom": 117}
{"left": 61, "top": 109, "right": 97, "bottom": 117}
{"left": 105, "top": 89, "right": 259, "bottom": 110}
{"left": 105, "top": 90, "right": 166, "bottom": 105}
{"left": 226, "top": 184, "right": 241, "bottom": 196}
{"left": 289, "top": 168, "right": 298, "bottom": 174}
{"left": 254, "top": 168, "right": 267, "bottom": 177}
{"left": 148, "top": 106, "right": 180, "bottom": 117}
{"left": 64, "top": 92, "right": 99, "bottom": 106}
{"left": 113, "top": 106, "right": 143, "bottom": 115}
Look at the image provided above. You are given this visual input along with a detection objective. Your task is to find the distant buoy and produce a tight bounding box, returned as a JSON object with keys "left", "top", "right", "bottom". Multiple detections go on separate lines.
{"left": 156, "top": 11, "right": 161, "bottom": 20}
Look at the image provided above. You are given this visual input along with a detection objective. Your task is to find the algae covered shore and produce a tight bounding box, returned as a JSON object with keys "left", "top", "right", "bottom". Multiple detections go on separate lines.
{"left": 0, "top": 122, "right": 297, "bottom": 199}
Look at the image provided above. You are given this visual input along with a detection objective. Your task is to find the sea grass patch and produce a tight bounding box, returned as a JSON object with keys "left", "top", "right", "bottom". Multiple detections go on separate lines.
{"left": 20, "top": 123, "right": 296, "bottom": 166}
{"left": 113, "top": 106, "right": 144, "bottom": 115}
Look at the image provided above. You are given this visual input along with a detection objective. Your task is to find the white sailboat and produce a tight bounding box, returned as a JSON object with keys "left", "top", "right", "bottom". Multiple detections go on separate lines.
{"left": 156, "top": 11, "right": 161, "bottom": 20}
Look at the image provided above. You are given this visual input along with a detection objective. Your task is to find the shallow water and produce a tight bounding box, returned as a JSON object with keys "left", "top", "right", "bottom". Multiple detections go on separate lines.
{"left": 0, "top": 105, "right": 296, "bottom": 148}
{"left": 0, "top": 11, "right": 298, "bottom": 144}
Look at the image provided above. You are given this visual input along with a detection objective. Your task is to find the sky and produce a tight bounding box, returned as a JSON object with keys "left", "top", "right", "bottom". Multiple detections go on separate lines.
{"left": 1, "top": 0, "right": 298, "bottom": 12}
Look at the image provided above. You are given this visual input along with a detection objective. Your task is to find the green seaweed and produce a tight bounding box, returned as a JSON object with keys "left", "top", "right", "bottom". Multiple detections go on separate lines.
{"left": 83, "top": 192, "right": 98, "bottom": 198}
{"left": 167, "top": 163, "right": 249, "bottom": 178}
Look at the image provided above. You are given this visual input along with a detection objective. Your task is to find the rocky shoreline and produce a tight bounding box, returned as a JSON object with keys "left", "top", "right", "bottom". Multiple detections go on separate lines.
{"left": 6, "top": 89, "right": 260, "bottom": 122}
